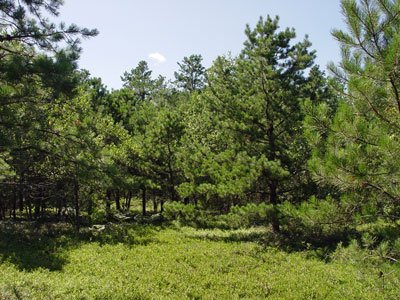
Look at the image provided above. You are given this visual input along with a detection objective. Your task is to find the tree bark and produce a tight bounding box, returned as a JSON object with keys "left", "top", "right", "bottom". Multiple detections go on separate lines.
{"left": 106, "top": 189, "right": 112, "bottom": 220}
{"left": 75, "top": 181, "right": 80, "bottom": 233}
{"left": 269, "top": 180, "right": 280, "bottom": 233}
{"left": 153, "top": 197, "right": 157, "bottom": 213}
{"left": 12, "top": 188, "right": 17, "bottom": 220}
{"left": 115, "top": 190, "right": 121, "bottom": 211}
{"left": 142, "top": 187, "right": 146, "bottom": 216}
{"left": 126, "top": 191, "right": 132, "bottom": 211}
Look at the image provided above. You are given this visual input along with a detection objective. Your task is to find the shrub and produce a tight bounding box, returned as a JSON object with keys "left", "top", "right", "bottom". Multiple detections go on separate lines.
{"left": 279, "top": 196, "right": 353, "bottom": 244}
{"left": 163, "top": 202, "right": 208, "bottom": 227}
{"left": 218, "top": 203, "right": 274, "bottom": 229}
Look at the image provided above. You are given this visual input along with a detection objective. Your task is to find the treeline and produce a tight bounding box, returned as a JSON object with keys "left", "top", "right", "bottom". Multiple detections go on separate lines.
{"left": 1, "top": 0, "right": 400, "bottom": 236}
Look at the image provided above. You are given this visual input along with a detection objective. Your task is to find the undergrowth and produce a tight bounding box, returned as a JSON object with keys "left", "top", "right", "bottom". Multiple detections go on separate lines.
{"left": 0, "top": 221, "right": 398, "bottom": 299}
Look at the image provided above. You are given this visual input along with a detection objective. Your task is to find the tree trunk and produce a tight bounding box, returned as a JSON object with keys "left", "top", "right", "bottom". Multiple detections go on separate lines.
{"left": 26, "top": 195, "right": 32, "bottom": 220}
{"left": 106, "top": 189, "right": 112, "bottom": 220}
{"left": 34, "top": 191, "right": 41, "bottom": 220}
{"left": 167, "top": 144, "right": 178, "bottom": 202}
{"left": 75, "top": 181, "right": 80, "bottom": 233}
{"left": 18, "top": 181, "right": 24, "bottom": 213}
{"left": 266, "top": 119, "right": 280, "bottom": 233}
{"left": 126, "top": 191, "right": 132, "bottom": 211}
{"left": 87, "top": 191, "right": 93, "bottom": 220}
{"left": 12, "top": 188, "right": 17, "bottom": 220}
{"left": 153, "top": 197, "right": 157, "bottom": 213}
{"left": 18, "top": 147, "right": 24, "bottom": 213}
{"left": 115, "top": 190, "right": 121, "bottom": 211}
{"left": 142, "top": 187, "right": 146, "bottom": 216}
{"left": 269, "top": 180, "right": 280, "bottom": 233}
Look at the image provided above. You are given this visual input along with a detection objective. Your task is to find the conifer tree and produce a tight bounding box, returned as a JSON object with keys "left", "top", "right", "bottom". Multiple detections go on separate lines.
{"left": 174, "top": 54, "right": 206, "bottom": 92}
{"left": 121, "top": 61, "right": 166, "bottom": 102}
{"left": 0, "top": 0, "right": 97, "bottom": 220}
{"left": 304, "top": 0, "right": 400, "bottom": 220}
{"left": 180, "top": 16, "right": 317, "bottom": 231}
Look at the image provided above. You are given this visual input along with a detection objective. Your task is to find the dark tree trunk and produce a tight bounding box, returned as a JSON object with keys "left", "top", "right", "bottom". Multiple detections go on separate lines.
{"left": 18, "top": 148, "right": 24, "bottom": 213}
{"left": 39, "top": 187, "right": 45, "bottom": 220}
{"left": 266, "top": 119, "right": 280, "bottom": 233}
{"left": 167, "top": 144, "right": 178, "bottom": 202}
{"left": 74, "top": 181, "right": 80, "bottom": 233}
{"left": 57, "top": 197, "right": 66, "bottom": 221}
{"left": 18, "top": 183, "right": 24, "bottom": 213}
{"left": 153, "top": 197, "right": 157, "bottom": 213}
{"left": 115, "top": 190, "right": 121, "bottom": 211}
{"left": 169, "top": 171, "right": 176, "bottom": 201}
{"left": 142, "top": 187, "right": 146, "bottom": 216}
{"left": 0, "top": 197, "right": 4, "bottom": 220}
{"left": 26, "top": 195, "right": 32, "bottom": 220}
{"left": 34, "top": 195, "right": 40, "bottom": 220}
{"left": 106, "top": 189, "right": 112, "bottom": 220}
{"left": 86, "top": 189, "right": 94, "bottom": 223}
{"left": 41, "top": 192, "right": 46, "bottom": 220}
{"left": 269, "top": 180, "right": 280, "bottom": 233}
{"left": 12, "top": 188, "right": 17, "bottom": 220}
{"left": 126, "top": 191, "right": 132, "bottom": 211}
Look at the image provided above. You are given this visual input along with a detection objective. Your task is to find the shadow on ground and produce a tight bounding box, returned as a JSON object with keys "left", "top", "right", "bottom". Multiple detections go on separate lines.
{"left": 0, "top": 221, "right": 163, "bottom": 272}
{"left": 184, "top": 226, "right": 351, "bottom": 261}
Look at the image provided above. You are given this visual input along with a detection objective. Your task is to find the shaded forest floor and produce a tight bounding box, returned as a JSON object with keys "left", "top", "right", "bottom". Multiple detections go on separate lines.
{"left": 0, "top": 221, "right": 399, "bottom": 299}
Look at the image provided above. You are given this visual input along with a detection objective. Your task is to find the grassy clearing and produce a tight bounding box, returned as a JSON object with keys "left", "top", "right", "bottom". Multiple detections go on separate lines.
{"left": 0, "top": 222, "right": 399, "bottom": 299}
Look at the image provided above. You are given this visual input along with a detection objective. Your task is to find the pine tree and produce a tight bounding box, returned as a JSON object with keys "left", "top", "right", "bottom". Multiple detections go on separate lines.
{"left": 0, "top": 0, "right": 97, "bottom": 220}
{"left": 0, "top": 0, "right": 97, "bottom": 53}
{"left": 121, "top": 61, "right": 166, "bottom": 102}
{"left": 174, "top": 54, "right": 206, "bottom": 92}
{"left": 180, "top": 16, "right": 317, "bottom": 231}
{"left": 304, "top": 0, "right": 400, "bottom": 220}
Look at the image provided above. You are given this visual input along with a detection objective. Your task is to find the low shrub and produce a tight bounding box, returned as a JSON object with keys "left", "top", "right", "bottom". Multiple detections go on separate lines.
{"left": 218, "top": 203, "right": 274, "bottom": 229}
{"left": 163, "top": 202, "right": 210, "bottom": 227}
{"left": 356, "top": 219, "right": 400, "bottom": 243}
{"left": 279, "top": 196, "right": 353, "bottom": 245}
{"left": 164, "top": 202, "right": 275, "bottom": 229}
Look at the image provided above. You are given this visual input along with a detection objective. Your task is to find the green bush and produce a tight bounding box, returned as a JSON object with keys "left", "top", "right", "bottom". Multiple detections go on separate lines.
{"left": 279, "top": 196, "right": 353, "bottom": 244}
{"left": 163, "top": 202, "right": 275, "bottom": 229}
{"left": 163, "top": 202, "right": 209, "bottom": 227}
{"left": 218, "top": 203, "right": 274, "bottom": 229}
{"left": 357, "top": 219, "right": 400, "bottom": 243}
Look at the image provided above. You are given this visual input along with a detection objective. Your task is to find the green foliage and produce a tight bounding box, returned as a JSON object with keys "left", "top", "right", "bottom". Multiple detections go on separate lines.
{"left": 163, "top": 202, "right": 208, "bottom": 227}
{"left": 0, "top": 223, "right": 399, "bottom": 299}
{"left": 0, "top": 0, "right": 98, "bottom": 53}
{"left": 219, "top": 203, "right": 274, "bottom": 229}
{"left": 174, "top": 54, "right": 206, "bottom": 92}
{"left": 279, "top": 196, "right": 354, "bottom": 244}
{"left": 177, "top": 15, "right": 323, "bottom": 231}
{"left": 121, "top": 60, "right": 166, "bottom": 102}
{"left": 304, "top": 0, "right": 400, "bottom": 219}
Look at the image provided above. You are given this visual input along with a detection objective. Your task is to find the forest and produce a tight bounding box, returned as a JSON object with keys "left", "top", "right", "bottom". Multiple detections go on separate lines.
{"left": 1, "top": 0, "right": 400, "bottom": 299}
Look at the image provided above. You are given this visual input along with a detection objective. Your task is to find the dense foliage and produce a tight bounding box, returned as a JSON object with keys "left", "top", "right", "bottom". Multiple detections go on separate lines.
{"left": 305, "top": 0, "right": 400, "bottom": 223}
{"left": 1, "top": 1, "right": 400, "bottom": 298}
{"left": 0, "top": 223, "right": 399, "bottom": 300}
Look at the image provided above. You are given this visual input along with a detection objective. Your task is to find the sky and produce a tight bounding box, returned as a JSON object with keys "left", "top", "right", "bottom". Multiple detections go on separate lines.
{"left": 57, "top": 0, "right": 345, "bottom": 90}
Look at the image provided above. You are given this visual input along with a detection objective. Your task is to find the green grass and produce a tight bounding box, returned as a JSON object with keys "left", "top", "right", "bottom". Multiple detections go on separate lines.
{"left": 0, "top": 222, "right": 399, "bottom": 299}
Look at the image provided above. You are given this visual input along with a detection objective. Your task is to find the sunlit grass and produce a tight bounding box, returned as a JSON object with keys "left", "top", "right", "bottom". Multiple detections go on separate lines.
{"left": 0, "top": 223, "right": 398, "bottom": 299}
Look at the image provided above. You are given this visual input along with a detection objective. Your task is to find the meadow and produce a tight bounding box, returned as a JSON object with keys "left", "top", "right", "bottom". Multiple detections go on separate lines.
{"left": 0, "top": 221, "right": 399, "bottom": 300}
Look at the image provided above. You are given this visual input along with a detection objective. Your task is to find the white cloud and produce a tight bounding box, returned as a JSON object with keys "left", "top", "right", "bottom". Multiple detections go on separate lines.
{"left": 148, "top": 52, "right": 166, "bottom": 64}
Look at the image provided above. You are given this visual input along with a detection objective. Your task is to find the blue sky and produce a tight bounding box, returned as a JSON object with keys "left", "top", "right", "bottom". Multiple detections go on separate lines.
{"left": 58, "top": 0, "right": 345, "bottom": 90}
